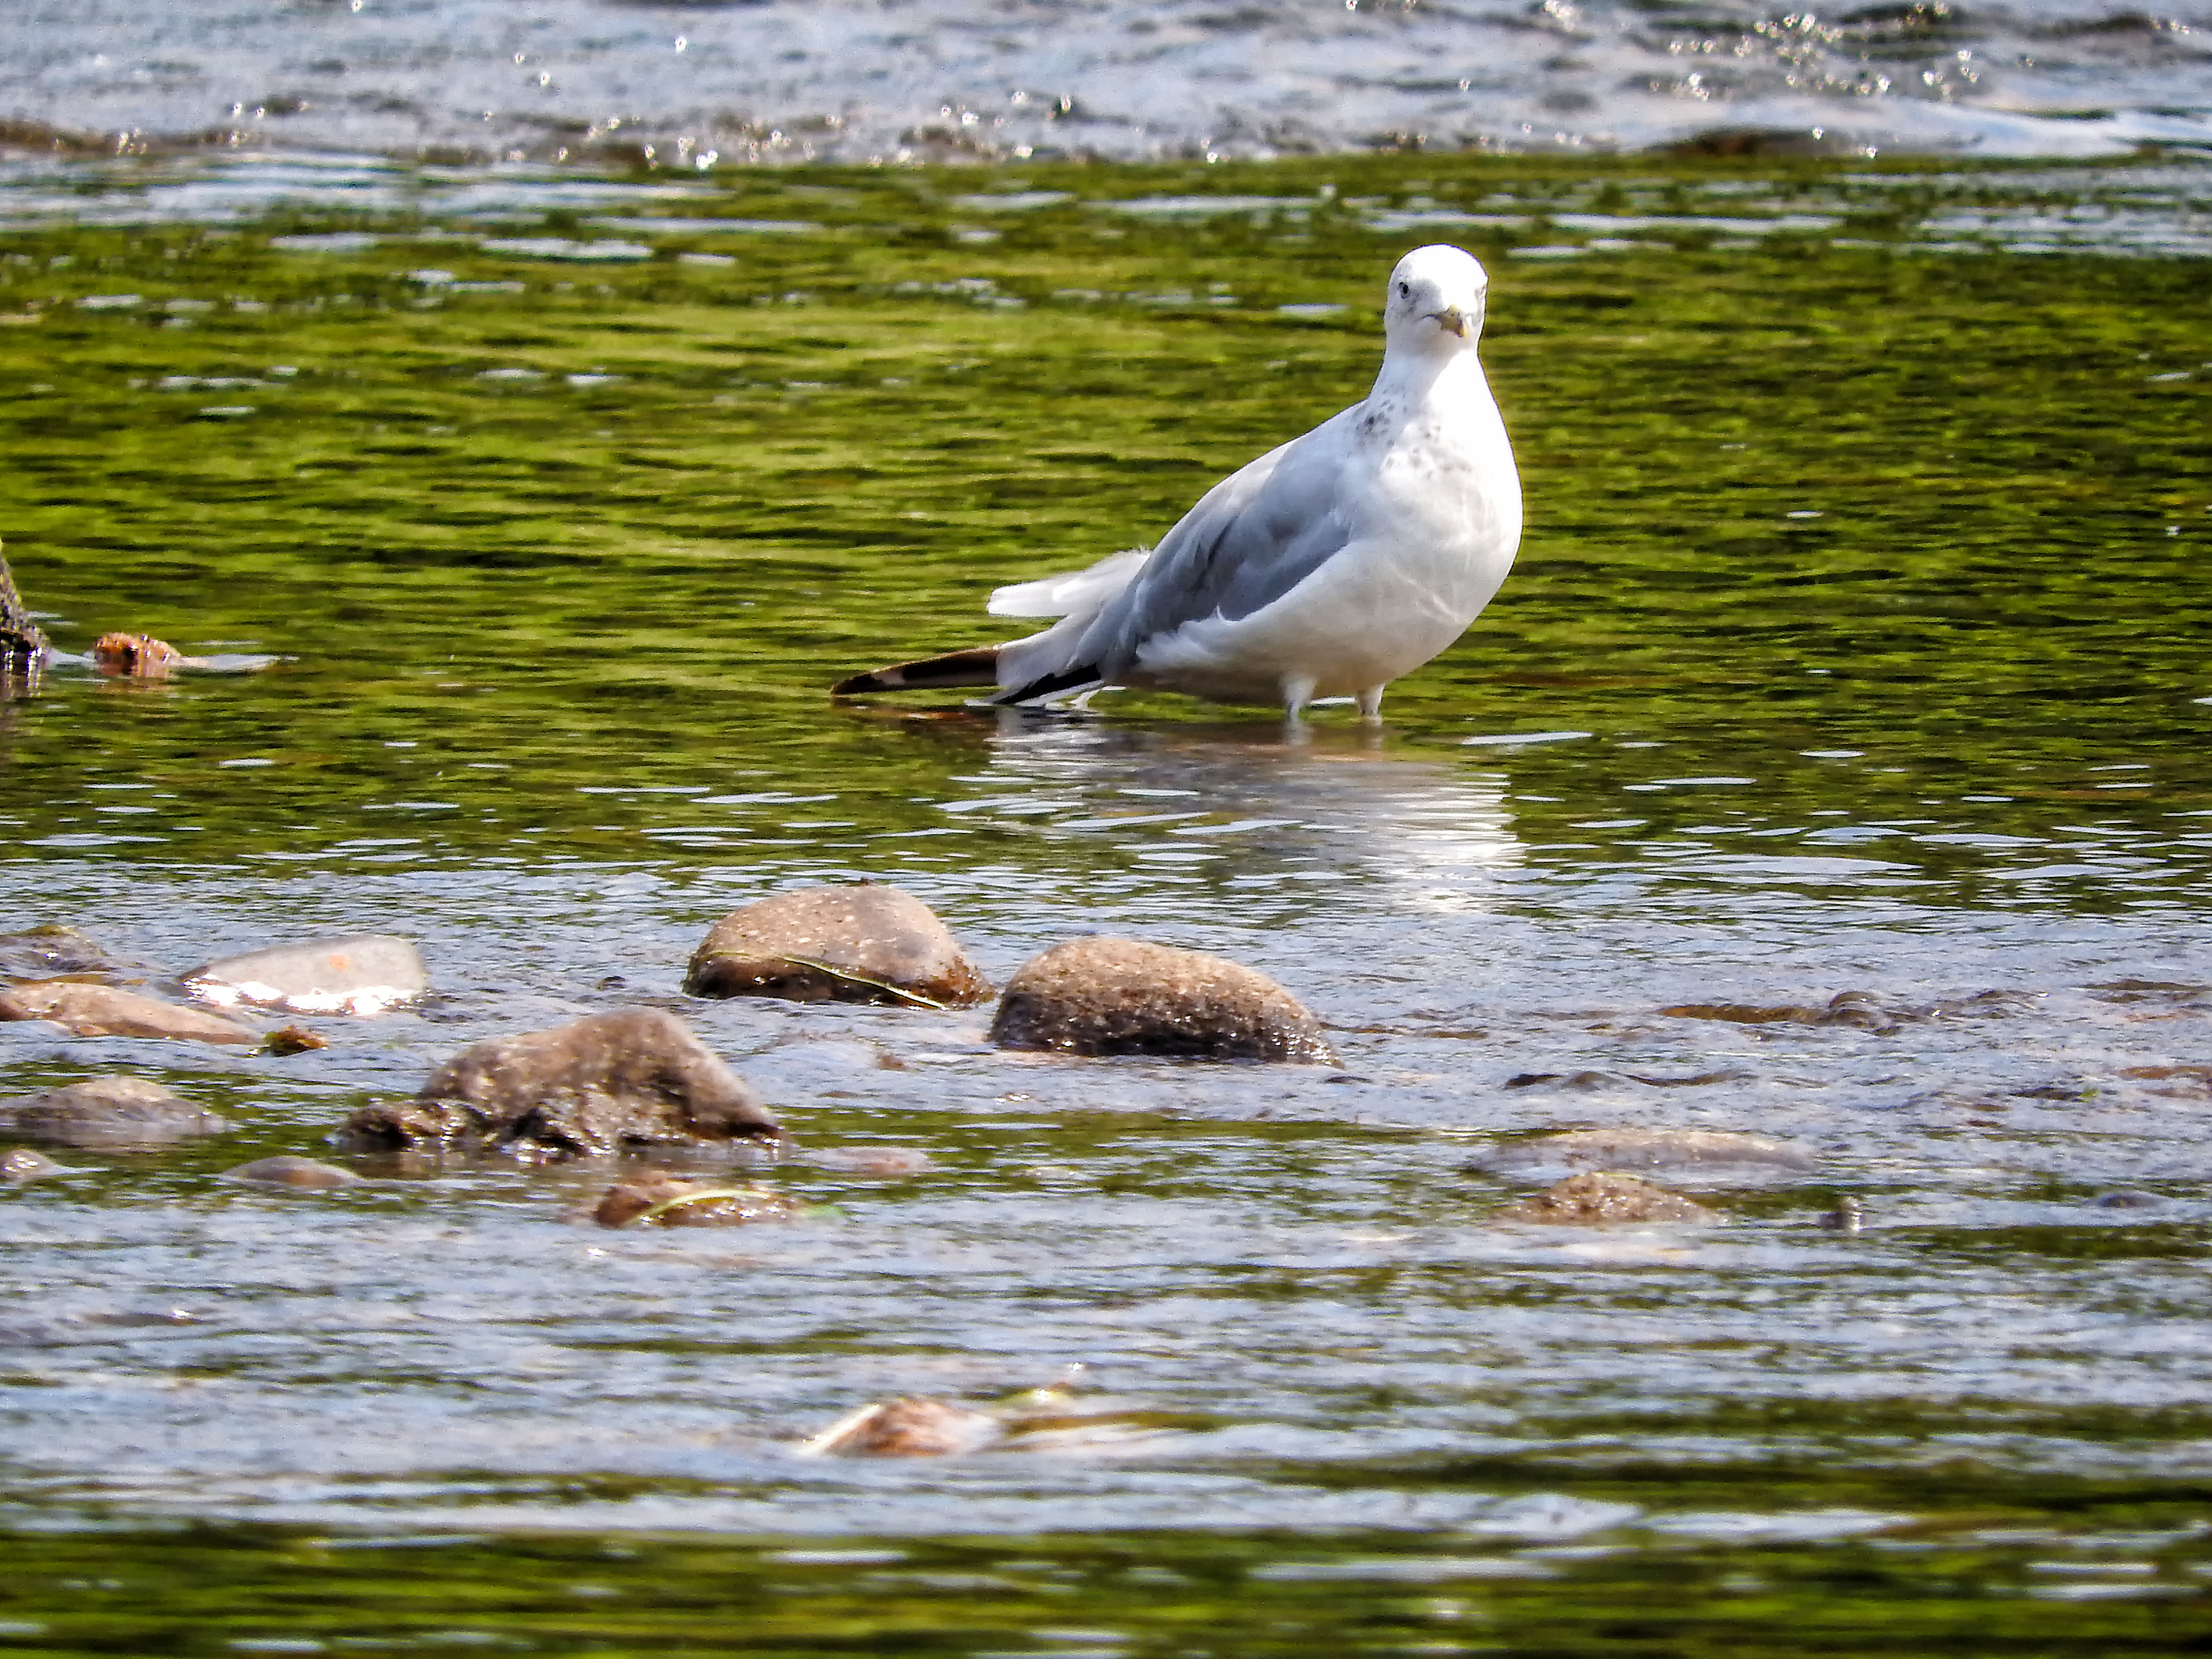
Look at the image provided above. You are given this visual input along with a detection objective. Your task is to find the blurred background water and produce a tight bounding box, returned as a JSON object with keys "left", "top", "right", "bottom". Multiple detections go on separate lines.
{"left": 2, "top": 0, "right": 2209, "bottom": 168}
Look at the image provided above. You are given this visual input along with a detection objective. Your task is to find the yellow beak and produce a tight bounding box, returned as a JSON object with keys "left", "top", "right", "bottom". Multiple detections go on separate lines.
{"left": 1434, "top": 307, "right": 1470, "bottom": 338}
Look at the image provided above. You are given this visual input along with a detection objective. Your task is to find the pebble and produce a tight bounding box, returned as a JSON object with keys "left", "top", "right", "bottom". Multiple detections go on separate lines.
{"left": 1, "top": 1146, "right": 65, "bottom": 1183}
{"left": 1819, "top": 1195, "right": 1865, "bottom": 1231}
{"left": 90, "top": 631, "right": 183, "bottom": 676}
{"left": 1495, "top": 1170, "right": 1719, "bottom": 1226}
{"left": 184, "top": 933, "right": 430, "bottom": 1015}
{"left": 2092, "top": 1189, "right": 2168, "bottom": 1210}
{"left": 590, "top": 1170, "right": 804, "bottom": 1227}
{"left": 988, "top": 936, "right": 1336, "bottom": 1063}
{"left": 221, "top": 1155, "right": 363, "bottom": 1189}
{"left": 0, "top": 980, "right": 259, "bottom": 1045}
{"left": 335, "top": 1007, "right": 782, "bottom": 1161}
{"left": 0, "top": 1075, "right": 230, "bottom": 1147}
{"left": 796, "top": 1395, "right": 1004, "bottom": 1457}
{"left": 685, "top": 883, "right": 989, "bottom": 1007}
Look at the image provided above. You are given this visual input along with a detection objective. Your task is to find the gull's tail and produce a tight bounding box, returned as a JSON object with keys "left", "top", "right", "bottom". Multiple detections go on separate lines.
{"left": 832, "top": 645, "right": 1001, "bottom": 697}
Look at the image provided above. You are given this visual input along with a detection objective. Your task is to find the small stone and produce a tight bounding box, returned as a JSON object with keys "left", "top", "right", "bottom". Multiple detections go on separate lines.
{"left": 0, "top": 925, "right": 145, "bottom": 982}
{"left": 685, "top": 884, "right": 989, "bottom": 1007}
{"left": 988, "top": 937, "right": 1334, "bottom": 1063}
{"left": 0, "top": 980, "right": 259, "bottom": 1045}
{"left": 591, "top": 1170, "right": 804, "bottom": 1227}
{"left": 1495, "top": 1170, "right": 1719, "bottom": 1226}
{"left": 800, "top": 1145, "right": 934, "bottom": 1176}
{"left": 2093, "top": 1189, "right": 2168, "bottom": 1210}
{"left": 335, "top": 1007, "right": 781, "bottom": 1161}
{"left": 91, "top": 631, "right": 182, "bottom": 676}
{"left": 0, "top": 1075, "right": 229, "bottom": 1147}
{"left": 184, "top": 934, "right": 430, "bottom": 1016}
{"left": 1479, "top": 1129, "right": 1817, "bottom": 1177}
{"left": 798, "top": 1396, "right": 1003, "bottom": 1458}
{"left": 222, "top": 1155, "right": 362, "bottom": 1189}
{"left": 263, "top": 1024, "right": 327, "bottom": 1056}
{"left": 2, "top": 1147, "right": 65, "bottom": 1183}
{"left": 1818, "top": 1195, "right": 1865, "bottom": 1231}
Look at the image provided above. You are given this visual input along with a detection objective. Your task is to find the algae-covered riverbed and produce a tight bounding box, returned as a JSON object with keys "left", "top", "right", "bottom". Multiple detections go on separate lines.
{"left": 0, "top": 148, "right": 2210, "bottom": 1653}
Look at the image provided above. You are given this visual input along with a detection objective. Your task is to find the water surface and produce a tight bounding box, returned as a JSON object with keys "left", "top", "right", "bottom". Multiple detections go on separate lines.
{"left": 0, "top": 149, "right": 2209, "bottom": 1649}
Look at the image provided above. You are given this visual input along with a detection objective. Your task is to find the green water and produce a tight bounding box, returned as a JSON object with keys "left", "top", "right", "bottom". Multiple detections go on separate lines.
{"left": 1, "top": 151, "right": 2210, "bottom": 1653}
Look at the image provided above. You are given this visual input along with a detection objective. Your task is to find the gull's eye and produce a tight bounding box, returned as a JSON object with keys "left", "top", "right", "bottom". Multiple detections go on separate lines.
{"left": 1396, "top": 281, "right": 1411, "bottom": 298}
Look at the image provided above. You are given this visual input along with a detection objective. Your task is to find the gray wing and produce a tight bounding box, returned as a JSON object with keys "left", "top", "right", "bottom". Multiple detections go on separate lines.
{"left": 1065, "top": 404, "right": 1363, "bottom": 677}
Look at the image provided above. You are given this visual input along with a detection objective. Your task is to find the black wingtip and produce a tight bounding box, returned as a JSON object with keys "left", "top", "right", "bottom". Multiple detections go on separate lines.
{"left": 832, "top": 645, "right": 1002, "bottom": 697}
{"left": 987, "top": 664, "right": 1107, "bottom": 706}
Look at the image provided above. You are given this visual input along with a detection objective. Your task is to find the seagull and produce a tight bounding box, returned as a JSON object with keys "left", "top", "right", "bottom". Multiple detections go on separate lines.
{"left": 832, "top": 243, "right": 1521, "bottom": 721}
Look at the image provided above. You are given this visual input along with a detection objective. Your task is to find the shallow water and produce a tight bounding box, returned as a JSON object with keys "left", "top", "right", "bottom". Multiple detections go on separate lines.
{"left": 0, "top": 149, "right": 2210, "bottom": 1647}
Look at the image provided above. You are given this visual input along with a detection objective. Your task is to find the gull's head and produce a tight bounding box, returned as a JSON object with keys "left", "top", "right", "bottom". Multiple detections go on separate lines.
{"left": 1382, "top": 243, "right": 1489, "bottom": 353}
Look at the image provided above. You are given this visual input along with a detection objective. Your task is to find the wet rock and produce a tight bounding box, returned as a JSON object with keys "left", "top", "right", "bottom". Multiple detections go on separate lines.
{"left": 0, "top": 1075, "right": 229, "bottom": 1147}
{"left": 263, "top": 1024, "right": 327, "bottom": 1056}
{"left": 90, "top": 631, "right": 182, "bottom": 676}
{"left": 1495, "top": 1171, "right": 1719, "bottom": 1226}
{"left": 2093, "top": 1189, "right": 2169, "bottom": 1210}
{"left": 1, "top": 1147, "right": 65, "bottom": 1184}
{"left": 335, "top": 1008, "right": 782, "bottom": 1161}
{"left": 2119, "top": 1064, "right": 2212, "bottom": 1098}
{"left": 1504, "top": 1068, "right": 1750, "bottom": 1090}
{"left": 222, "top": 1154, "right": 362, "bottom": 1190}
{"left": 1819, "top": 1195, "right": 1865, "bottom": 1232}
{"left": 800, "top": 1145, "right": 934, "bottom": 1176}
{"left": 0, "top": 924, "right": 146, "bottom": 983}
{"left": 988, "top": 937, "right": 1335, "bottom": 1063}
{"left": 0, "top": 980, "right": 258, "bottom": 1045}
{"left": 797, "top": 1396, "right": 1004, "bottom": 1458}
{"left": 184, "top": 934, "right": 430, "bottom": 1016}
{"left": 590, "top": 1170, "right": 803, "bottom": 1227}
{"left": 1478, "top": 1129, "right": 1817, "bottom": 1178}
{"left": 685, "top": 884, "right": 989, "bottom": 1008}
{"left": 1660, "top": 989, "right": 2030, "bottom": 1034}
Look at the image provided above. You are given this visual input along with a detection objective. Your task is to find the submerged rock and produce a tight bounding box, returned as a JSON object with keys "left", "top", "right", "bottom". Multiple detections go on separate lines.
{"left": 222, "top": 1154, "right": 362, "bottom": 1190}
{"left": 335, "top": 1007, "right": 782, "bottom": 1161}
{"left": 800, "top": 1145, "right": 934, "bottom": 1176}
{"left": 184, "top": 934, "right": 430, "bottom": 1016}
{"left": 591, "top": 1170, "right": 804, "bottom": 1227}
{"left": 988, "top": 937, "right": 1335, "bottom": 1063}
{"left": 1479, "top": 1129, "right": 1817, "bottom": 1178}
{"left": 262, "top": 1024, "right": 327, "bottom": 1056}
{"left": 685, "top": 884, "right": 989, "bottom": 1008}
{"left": 1, "top": 1146, "right": 65, "bottom": 1184}
{"left": 0, "top": 925, "right": 145, "bottom": 983}
{"left": 90, "top": 632, "right": 182, "bottom": 676}
{"left": 1496, "top": 1171, "right": 1719, "bottom": 1226}
{"left": 0, "top": 980, "right": 258, "bottom": 1045}
{"left": 0, "top": 1075, "right": 229, "bottom": 1148}
{"left": 2093, "top": 1189, "right": 2169, "bottom": 1210}
{"left": 1818, "top": 1195, "right": 1865, "bottom": 1231}
{"left": 797, "top": 1396, "right": 1004, "bottom": 1458}
{"left": 1659, "top": 989, "right": 2029, "bottom": 1035}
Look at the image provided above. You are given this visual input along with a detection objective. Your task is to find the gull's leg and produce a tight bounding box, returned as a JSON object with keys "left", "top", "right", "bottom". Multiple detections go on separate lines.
{"left": 1355, "top": 684, "right": 1386, "bottom": 724}
{"left": 1281, "top": 673, "right": 1317, "bottom": 724}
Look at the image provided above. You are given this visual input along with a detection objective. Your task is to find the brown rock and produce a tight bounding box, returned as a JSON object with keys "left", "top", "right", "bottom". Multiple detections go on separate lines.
{"left": 798, "top": 1396, "right": 1003, "bottom": 1457}
{"left": 0, "top": 981, "right": 258, "bottom": 1045}
{"left": 685, "top": 884, "right": 989, "bottom": 1008}
{"left": 263, "top": 1024, "right": 327, "bottom": 1056}
{"left": 2, "top": 1147, "right": 65, "bottom": 1183}
{"left": 222, "top": 1155, "right": 362, "bottom": 1189}
{"left": 988, "top": 936, "right": 1334, "bottom": 1063}
{"left": 91, "top": 632, "right": 182, "bottom": 677}
{"left": 334, "top": 1007, "right": 781, "bottom": 1161}
{"left": 1496, "top": 1170, "right": 1719, "bottom": 1226}
{"left": 0, "top": 1075, "right": 229, "bottom": 1147}
{"left": 590, "top": 1170, "right": 804, "bottom": 1227}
